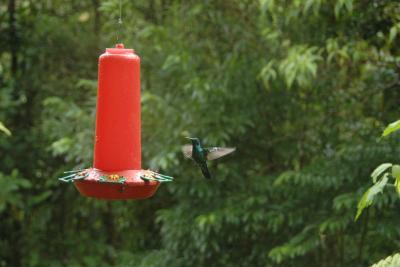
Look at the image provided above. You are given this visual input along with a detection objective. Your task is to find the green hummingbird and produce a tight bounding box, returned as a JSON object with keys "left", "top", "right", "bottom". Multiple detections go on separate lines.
{"left": 182, "top": 137, "right": 236, "bottom": 179}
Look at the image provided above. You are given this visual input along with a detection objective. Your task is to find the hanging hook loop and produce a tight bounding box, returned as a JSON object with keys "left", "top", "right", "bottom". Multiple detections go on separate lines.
{"left": 116, "top": 0, "right": 123, "bottom": 43}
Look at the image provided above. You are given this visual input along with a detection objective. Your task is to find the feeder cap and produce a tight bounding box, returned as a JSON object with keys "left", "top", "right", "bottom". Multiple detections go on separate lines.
{"left": 106, "top": 43, "right": 135, "bottom": 54}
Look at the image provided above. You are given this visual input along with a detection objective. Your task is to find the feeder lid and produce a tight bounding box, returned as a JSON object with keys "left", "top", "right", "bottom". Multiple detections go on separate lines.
{"left": 106, "top": 43, "right": 135, "bottom": 54}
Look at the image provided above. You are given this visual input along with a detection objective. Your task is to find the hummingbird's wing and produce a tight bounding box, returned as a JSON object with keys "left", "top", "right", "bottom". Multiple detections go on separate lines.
{"left": 181, "top": 145, "right": 193, "bottom": 158}
{"left": 205, "top": 147, "right": 236, "bottom": 161}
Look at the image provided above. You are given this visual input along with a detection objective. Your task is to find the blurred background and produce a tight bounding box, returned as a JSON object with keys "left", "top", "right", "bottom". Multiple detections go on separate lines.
{"left": 1, "top": 0, "right": 400, "bottom": 266}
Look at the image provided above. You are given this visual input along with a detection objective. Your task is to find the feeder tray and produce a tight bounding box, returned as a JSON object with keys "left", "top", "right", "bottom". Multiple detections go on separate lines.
{"left": 59, "top": 168, "right": 172, "bottom": 199}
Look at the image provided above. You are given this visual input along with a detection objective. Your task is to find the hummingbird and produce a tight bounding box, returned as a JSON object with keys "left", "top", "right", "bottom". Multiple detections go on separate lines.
{"left": 182, "top": 137, "right": 236, "bottom": 179}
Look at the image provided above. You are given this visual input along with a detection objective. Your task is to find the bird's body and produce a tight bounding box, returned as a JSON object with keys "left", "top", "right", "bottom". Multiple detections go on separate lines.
{"left": 182, "top": 137, "right": 235, "bottom": 179}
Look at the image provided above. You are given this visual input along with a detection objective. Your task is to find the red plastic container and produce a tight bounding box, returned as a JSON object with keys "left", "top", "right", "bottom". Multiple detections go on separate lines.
{"left": 74, "top": 44, "right": 159, "bottom": 199}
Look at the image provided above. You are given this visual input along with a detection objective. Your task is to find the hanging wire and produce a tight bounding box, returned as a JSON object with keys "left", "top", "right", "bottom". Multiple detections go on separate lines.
{"left": 116, "top": 0, "right": 123, "bottom": 43}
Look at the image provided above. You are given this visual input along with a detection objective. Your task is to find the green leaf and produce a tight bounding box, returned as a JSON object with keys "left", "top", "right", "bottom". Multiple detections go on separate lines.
{"left": 259, "top": 0, "right": 275, "bottom": 13}
{"left": 389, "top": 26, "right": 397, "bottom": 44}
{"left": 382, "top": 120, "right": 400, "bottom": 137}
{"left": 395, "top": 178, "right": 400, "bottom": 196}
{"left": 334, "top": 0, "right": 353, "bottom": 17}
{"left": 0, "top": 121, "right": 11, "bottom": 136}
{"left": 392, "top": 165, "right": 400, "bottom": 179}
{"left": 278, "top": 45, "right": 321, "bottom": 89}
{"left": 355, "top": 173, "right": 389, "bottom": 221}
{"left": 355, "top": 190, "right": 370, "bottom": 221}
{"left": 371, "top": 253, "right": 400, "bottom": 267}
{"left": 388, "top": 23, "right": 400, "bottom": 44}
{"left": 393, "top": 165, "right": 400, "bottom": 195}
{"left": 371, "top": 163, "right": 392, "bottom": 183}
{"left": 51, "top": 137, "right": 73, "bottom": 156}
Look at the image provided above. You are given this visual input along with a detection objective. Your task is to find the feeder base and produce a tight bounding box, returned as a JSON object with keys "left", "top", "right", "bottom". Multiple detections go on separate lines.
{"left": 73, "top": 169, "right": 160, "bottom": 200}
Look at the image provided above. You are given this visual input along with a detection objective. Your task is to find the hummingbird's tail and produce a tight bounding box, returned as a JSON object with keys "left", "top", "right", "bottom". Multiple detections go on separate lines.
{"left": 200, "top": 164, "right": 212, "bottom": 179}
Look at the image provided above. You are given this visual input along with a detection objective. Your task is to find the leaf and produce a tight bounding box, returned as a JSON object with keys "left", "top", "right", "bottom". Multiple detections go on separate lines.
{"left": 51, "top": 137, "right": 73, "bottom": 156}
{"left": 392, "top": 165, "right": 400, "bottom": 179}
{"left": 0, "top": 121, "right": 11, "bottom": 136}
{"left": 388, "top": 23, "right": 400, "bottom": 44}
{"left": 389, "top": 26, "right": 397, "bottom": 44}
{"left": 371, "top": 163, "right": 392, "bottom": 183}
{"left": 355, "top": 173, "right": 389, "bottom": 221}
{"left": 371, "top": 253, "right": 400, "bottom": 267}
{"left": 259, "top": 61, "right": 277, "bottom": 89}
{"left": 259, "top": 0, "right": 275, "bottom": 13}
{"left": 303, "top": 0, "right": 315, "bottom": 14}
{"left": 268, "top": 225, "right": 319, "bottom": 263}
{"left": 334, "top": 0, "right": 353, "bottom": 17}
{"left": 29, "top": 190, "right": 52, "bottom": 207}
{"left": 162, "top": 55, "right": 181, "bottom": 71}
{"left": 382, "top": 120, "right": 400, "bottom": 137}
{"left": 393, "top": 165, "right": 400, "bottom": 195}
{"left": 278, "top": 45, "right": 321, "bottom": 89}
{"left": 395, "top": 178, "right": 400, "bottom": 196}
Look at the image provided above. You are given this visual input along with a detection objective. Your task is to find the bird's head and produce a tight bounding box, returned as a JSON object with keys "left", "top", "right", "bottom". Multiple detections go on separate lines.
{"left": 186, "top": 137, "right": 200, "bottom": 145}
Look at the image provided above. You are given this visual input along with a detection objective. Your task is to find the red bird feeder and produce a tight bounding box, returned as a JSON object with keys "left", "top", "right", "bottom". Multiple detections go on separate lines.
{"left": 59, "top": 44, "right": 173, "bottom": 199}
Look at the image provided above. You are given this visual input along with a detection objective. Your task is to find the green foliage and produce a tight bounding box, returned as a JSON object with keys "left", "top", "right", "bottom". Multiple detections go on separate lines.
{"left": 355, "top": 119, "right": 400, "bottom": 220}
{"left": 278, "top": 45, "right": 322, "bottom": 89}
{"left": 1, "top": 0, "right": 400, "bottom": 266}
{"left": 268, "top": 225, "right": 319, "bottom": 263}
{"left": 0, "top": 121, "right": 11, "bottom": 136}
{"left": 0, "top": 170, "right": 31, "bottom": 212}
{"left": 355, "top": 173, "right": 389, "bottom": 221}
{"left": 371, "top": 253, "right": 400, "bottom": 267}
{"left": 382, "top": 120, "right": 400, "bottom": 137}
{"left": 371, "top": 163, "right": 392, "bottom": 183}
